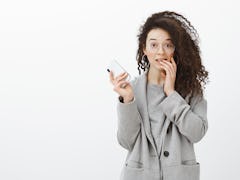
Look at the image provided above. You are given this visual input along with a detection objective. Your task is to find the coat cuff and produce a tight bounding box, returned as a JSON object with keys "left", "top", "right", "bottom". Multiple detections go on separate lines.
{"left": 117, "top": 97, "right": 141, "bottom": 123}
{"left": 159, "top": 90, "right": 189, "bottom": 123}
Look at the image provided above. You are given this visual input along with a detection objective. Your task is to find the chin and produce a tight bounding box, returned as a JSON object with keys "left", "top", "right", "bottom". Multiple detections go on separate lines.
{"left": 154, "top": 64, "right": 163, "bottom": 71}
{"left": 154, "top": 65, "right": 166, "bottom": 74}
{"left": 158, "top": 66, "right": 166, "bottom": 74}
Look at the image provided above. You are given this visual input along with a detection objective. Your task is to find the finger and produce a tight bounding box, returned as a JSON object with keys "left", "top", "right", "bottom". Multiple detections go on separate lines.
{"left": 116, "top": 72, "right": 127, "bottom": 78}
{"left": 162, "top": 60, "right": 174, "bottom": 70}
{"left": 164, "top": 61, "right": 175, "bottom": 77}
{"left": 111, "top": 71, "right": 126, "bottom": 80}
{"left": 109, "top": 71, "right": 114, "bottom": 84}
{"left": 170, "top": 57, "right": 177, "bottom": 72}
{"left": 114, "top": 72, "right": 126, "bottom": 80}
{"left": 159, "top": 63, "right": 172, "bottom": 79}
{"left": 160, "top": 61, "right": 174, "bottom": 77}
{"left": 115, "top": 80, "right": 129, "bottom": 89}
{"left": 115, "top": 73, "right": 128, "bottom": 83}
{"left": 162, "top": 60, "right": 177, "bottom": 78}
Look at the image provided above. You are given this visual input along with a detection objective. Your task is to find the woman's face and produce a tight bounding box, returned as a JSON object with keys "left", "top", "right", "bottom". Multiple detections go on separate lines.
{"left": 143, "top": 28, "right": 175, "bottom": 71}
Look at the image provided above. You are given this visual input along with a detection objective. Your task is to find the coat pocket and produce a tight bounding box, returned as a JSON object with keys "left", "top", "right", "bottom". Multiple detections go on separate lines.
{"left": 163, "top": 163, "right": 200, "bottom": 180}
{"left": 126, "top": 160, "right": 144, "bottom": 169}
{"left": 120, "top": 161, "right": 144, "bottom": 180}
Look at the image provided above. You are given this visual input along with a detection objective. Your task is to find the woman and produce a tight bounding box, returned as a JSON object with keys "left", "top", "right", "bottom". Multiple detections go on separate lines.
{"left": 109, "top": 11, "right": 209, "bottom": 180}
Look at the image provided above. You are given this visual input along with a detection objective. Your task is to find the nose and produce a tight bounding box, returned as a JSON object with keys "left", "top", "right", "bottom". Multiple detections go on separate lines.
{"left": 156, "top": 45, "right": 164, "bottom": 54}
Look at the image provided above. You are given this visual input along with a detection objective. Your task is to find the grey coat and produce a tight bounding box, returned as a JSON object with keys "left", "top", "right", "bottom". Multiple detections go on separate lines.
{"left": 117, "top": 72, "right": 208, "bottom": 180}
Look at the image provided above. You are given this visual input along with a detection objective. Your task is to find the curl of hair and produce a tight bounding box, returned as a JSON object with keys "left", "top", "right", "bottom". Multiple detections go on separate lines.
{"left": 136, "top": 11, "right": 209, "bottom": 98}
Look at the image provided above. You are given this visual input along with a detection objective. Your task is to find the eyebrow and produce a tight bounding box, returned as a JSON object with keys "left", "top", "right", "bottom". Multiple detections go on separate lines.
{"left": 149, "top": 38, "right": 172, "bottom": 41}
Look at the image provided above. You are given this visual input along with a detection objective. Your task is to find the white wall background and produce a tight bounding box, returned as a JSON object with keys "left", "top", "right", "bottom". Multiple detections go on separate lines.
{"left": 0, "top": 0, "right": 239, "bottom": 179}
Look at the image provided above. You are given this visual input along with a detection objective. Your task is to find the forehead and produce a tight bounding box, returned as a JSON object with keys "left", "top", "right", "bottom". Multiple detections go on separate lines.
{"left": 146, "top": 28, "right": 172, "bottom": 41}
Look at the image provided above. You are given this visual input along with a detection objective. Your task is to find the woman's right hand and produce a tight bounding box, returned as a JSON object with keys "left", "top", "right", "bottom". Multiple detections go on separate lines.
{"left": 109, "top": 71, "right": 134, "bottom": 103}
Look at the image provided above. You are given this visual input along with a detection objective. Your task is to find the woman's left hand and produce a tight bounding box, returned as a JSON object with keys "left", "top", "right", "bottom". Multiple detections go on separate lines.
{"left": 159, "top": 57, "right": 177, "bottom": 96}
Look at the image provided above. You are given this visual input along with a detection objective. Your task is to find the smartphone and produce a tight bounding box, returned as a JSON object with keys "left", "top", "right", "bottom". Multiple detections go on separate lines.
{"left": 107, "top": 60, "right": 131, "bottom": 81}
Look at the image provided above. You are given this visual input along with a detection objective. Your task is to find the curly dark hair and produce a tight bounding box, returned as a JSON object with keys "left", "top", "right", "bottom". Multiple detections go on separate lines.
{"left": 136, "top": 11, "right": 209, "bottom": 98}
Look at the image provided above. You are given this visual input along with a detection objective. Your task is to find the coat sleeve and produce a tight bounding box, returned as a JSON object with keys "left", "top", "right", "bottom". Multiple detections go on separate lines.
{"left": 159, "top": 91, "right": 208, "bottom": 143}
{"left": 116, "top": 98, "right": 141, "bottom": 151}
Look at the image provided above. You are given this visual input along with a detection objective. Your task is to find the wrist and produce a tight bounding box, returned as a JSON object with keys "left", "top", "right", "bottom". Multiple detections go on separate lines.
{"left": 123, "top": 96, "right": 134, "bottom": 103}
{"left": 166, "top": 90, "right": 175, "bottom": 96}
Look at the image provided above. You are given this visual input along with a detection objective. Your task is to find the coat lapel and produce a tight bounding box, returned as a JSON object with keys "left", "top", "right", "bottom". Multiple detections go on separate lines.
{"left": 134, "top": 71, "right": 157, "bottom": 152}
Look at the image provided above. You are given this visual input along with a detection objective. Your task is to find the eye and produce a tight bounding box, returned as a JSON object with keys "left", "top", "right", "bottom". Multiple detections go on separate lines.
{"left": 150, "top": 43, "right": 158, "bottom": 48}
{"left": 165, "top": 43, "right": 174, "bottom": 48}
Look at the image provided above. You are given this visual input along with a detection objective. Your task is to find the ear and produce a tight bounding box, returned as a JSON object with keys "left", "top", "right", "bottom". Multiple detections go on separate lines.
{"left": 143, "top": 48, "right": 147, "bottom": 55}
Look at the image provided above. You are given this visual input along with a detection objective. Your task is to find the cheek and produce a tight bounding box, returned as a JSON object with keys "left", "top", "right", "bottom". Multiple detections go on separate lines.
{"left": 146, "top": 52, "right": 156, "bottom": 62}
{"left": 166, "top": 54, "right": 173, "bottom": 62}
{"left": 168, "top": 53, "right": 174, "bottom": 59}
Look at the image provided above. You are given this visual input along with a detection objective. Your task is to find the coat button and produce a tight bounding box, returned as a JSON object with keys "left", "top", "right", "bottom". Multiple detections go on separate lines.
{"left": 164, "top": 151, "right": 169, "bottom": 157}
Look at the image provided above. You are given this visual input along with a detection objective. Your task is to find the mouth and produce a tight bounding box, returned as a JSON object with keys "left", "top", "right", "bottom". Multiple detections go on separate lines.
{"left": 155, "top": 58, "right": 168, "bottom": 62}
